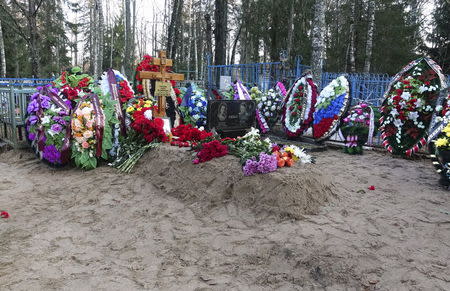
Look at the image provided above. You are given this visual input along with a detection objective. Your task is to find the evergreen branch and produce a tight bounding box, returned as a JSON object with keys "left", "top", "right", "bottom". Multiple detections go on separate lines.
{"left": 0, "top": 2, "right": 29, "bottom": 42}
{"left": 9, "top": 0, "right": 26, "bottom": 16}
{"left": 32, "top": 0, "right": 44, "bottom": 16}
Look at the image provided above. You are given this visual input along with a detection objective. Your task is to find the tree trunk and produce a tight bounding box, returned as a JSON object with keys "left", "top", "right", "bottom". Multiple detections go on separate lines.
{"left": 348, "top": 0, "right": 356, "bottom": 73}
{"left": 363, "top": 0, "right": 375, "bottom": 73}
{"left": 193, "top": 13, "right": 198, "bottom": 79}
{"left": 0, "top": 19, "right": 6, "bottom": 77}
{"left": 214, "top": 0, "right": 227, "bottom": 65}
{"left": 124, "top": 0, "right": 132, "bottom": 77}
{"left": 286, "top": 0, "right": 295, "bottom": 60}
{"left": 167, "top": 0, "right": 179, "bottom": 57}
{"left": 229, "top": 24, "right": 241, "bottom": 65}
{"left": 204, "top": 13, "right": 212, "bottom": 59}
{"left": 28, "top": 0, "right": 40, "bottom": 77}
{"left": 97, "top": 0, "right": 104, "bottom": 75}
{"left": 171, "top": 0, "right": 184, "bottom": 60}
{"left": 311, "top": 0, "right": 326, "bottom": 86}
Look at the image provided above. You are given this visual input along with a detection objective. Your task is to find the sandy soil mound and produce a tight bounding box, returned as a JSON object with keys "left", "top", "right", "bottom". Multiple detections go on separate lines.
{"left": 135, "top": 145, "right": 336, "bottom": 219}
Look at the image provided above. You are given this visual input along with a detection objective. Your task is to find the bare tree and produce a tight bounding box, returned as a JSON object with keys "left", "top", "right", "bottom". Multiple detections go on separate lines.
{"left": 347, "top": 0, "right": 356, "bottom": 73}
{"left": 0, "top": 19, "right": 6, "bottom": 77}
{"left": 311, "top": 0, "right": 326, "bottom": 86}
{"left": 363, "top": 0, "right": 375, "bottom": 73}
{"left": 286, "top": 0, "right": 295, "bottom": 60}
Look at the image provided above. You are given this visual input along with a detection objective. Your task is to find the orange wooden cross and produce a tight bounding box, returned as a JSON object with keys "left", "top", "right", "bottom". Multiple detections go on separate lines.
{"left": 138, "top": 51, "right": 184, "bottom": 118}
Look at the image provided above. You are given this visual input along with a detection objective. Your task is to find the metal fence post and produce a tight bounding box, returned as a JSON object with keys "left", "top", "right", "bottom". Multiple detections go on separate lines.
{"left": 8, "top": 86, "right": 17, "bottom": 147}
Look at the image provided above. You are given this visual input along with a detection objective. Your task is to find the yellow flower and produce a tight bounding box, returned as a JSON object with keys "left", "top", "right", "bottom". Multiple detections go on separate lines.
{"left": 435, "top": 137, "right": 448, "bottom": 148}
{"left": 443, "top": 125, "right": 450, "bottom": 133}
{"left": 126, "top": 106, "right": 134, "bottom": 113}
{"left": 284, "top": 147, "right": 299, "bottom": 161}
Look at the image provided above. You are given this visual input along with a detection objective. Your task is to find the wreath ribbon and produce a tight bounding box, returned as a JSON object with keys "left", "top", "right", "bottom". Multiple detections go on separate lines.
{"left": 107, "top": 69, "right": 126, "bottom": 135}
{"left": 45, "top": 86, "right": 72, "bottom": 164}
{"left": 367, "top": 106, "right": 375, "bottom": 146}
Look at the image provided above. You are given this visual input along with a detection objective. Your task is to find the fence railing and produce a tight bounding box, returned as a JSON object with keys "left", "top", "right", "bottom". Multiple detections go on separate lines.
{"left": 0, "top": 77, "right": 54, "bottom": 87}
{"left": 206, "top": 57, "right": 310, "bottom": 93}
{"left": 0, "top": 87, "right": 35, "bottom": 148}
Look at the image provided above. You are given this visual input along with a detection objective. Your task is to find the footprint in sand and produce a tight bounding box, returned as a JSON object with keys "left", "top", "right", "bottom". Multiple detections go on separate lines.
{"left": 0, "top": 179, "right": 15, "bottom": 191}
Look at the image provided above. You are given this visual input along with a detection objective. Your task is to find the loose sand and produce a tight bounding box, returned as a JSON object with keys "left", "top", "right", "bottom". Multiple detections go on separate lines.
{"left": 0, "top": 146, "right": 449, "bottom": 290}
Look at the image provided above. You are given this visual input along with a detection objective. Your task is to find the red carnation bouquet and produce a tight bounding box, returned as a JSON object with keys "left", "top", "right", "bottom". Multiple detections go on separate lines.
{"left": 131, "top": 108, "right": 168, "bottom": 143}
{"left": 193, "top": 140, "right": 229, "bottom": 163}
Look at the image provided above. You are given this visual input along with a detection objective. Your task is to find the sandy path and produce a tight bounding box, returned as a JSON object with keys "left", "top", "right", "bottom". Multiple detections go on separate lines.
{"left": 0, "top": 149, "right": 449, "bottom": 290}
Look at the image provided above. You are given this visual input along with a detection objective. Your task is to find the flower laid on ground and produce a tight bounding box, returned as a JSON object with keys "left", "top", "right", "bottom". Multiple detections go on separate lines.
{"left": 193, "top": 140, "right": 228, "bottom": 163}
{"left": 1, "top": 211, "right": 10, "bottom": 218}
{"left": 53, "top": 67, "right": 94, "bottom": 102}
{"left": 26, "top": 84, "right": 72, "bottom": 166}
{"left": 341, "top": 102, "right": 378, "bottom": 155}
{"left": 313, "top": 76, "right": 351, "bottom": 141}
{"left": 242, "top": 152, "right": 278, "bottom": 176}
{"left": 380, "top": 58, "right": 445, "bottom": 156}
{"left": 282, "top": 74, "right": 318, "bottom": 137}
{"left": 368, "top": 185, "right": 376, "bottom": 190}
{"left": 273, "top": 145, "right": 313, "bottom": 168}
{"left": 170, "top": 124, "right": 213, "bottom": 147}
{"left": 178, "top": 83, "right": 208, "bottom": 127}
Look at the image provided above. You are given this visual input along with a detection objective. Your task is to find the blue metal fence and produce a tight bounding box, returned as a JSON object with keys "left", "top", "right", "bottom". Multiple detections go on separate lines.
{"left": 321, "top": 72, "right": 392, "bottom": 106}
{"left": 206, "top": 57, "right": 310, "bottom": 93}
{"left": 207, "top": 59, "right": 450, "bottom": 106}
{"left": 0, "top": 78, "right": 54, "bottom": 87}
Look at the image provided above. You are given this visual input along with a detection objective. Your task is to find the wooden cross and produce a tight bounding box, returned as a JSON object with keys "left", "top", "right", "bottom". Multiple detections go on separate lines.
{"left": 138, "top": 50, "right": 184, "bottom": 118}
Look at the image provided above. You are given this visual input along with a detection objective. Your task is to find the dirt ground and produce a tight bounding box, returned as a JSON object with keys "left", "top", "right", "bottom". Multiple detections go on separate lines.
{"left": 0, "top": 146, "right": 449, "bottom": 290}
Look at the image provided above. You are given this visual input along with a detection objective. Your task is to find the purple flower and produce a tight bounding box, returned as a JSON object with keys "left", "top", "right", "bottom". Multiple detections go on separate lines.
{"left": 28, "top": 132, "right": 36, "bottom": 141}
{"left": 256, "top": 153, "right": 278, "bottom": 174}
{"left": 64, "top": 100, "right": 72, "bottom": 109}
{"left": 42, "top": 145, "right": 61, "bottom": 164}
{"left": 30, "top": 92, "right": 39, "bottom": 100}
{"left": 52, "top": 116, "right": 67, "bottom": 125}
{"left": 28, "top": 115, "right": 38, "bottom": 125}
{"left": 40, "top": 95, "right": 51, "bottom": 109}
{"left": 50, "top": 123, "right": 63, "bottom": 133}
{"left": 36, "top": 86, "right": 43, "bottom": 91}
{"left": 243, "top": 159, "right": 259, "bottom": 176}
{"left": 27, "top": 100, "right": 39, "bottom": 114}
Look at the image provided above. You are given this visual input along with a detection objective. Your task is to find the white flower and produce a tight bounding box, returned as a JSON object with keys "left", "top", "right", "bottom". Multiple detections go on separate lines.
{"left": 41, "top": 116, "right": 51, "bottom": 124}
{"left": 199, "top": 126, "right": 205, "bottom": 131}
{"left": 193, "top": 114, "right": 200, "bottom": 120}
{"left": 393, "top": 119, "right": 403, "bottom": 128}
{"left": 196, "top": 102, "right": 203, "bottom": 107}
{"left": 144, "top": 109, "right": 152, "bottom": 120}
{"left": 401, "top": 91, "right": 411, "bottom": 100}
{"left": 436, "top": 117, "right": 443, "bottom": 122}
{"left": 264, "top": 111, "right": 270, "bottom": 117}
{"left": 261, "top": 96, "right": 267, "bottom": 102}
{"left": 408, "top": 111, "right": 419, "bottom": 121}
{"left": 267, "top": 101, "right": 272, "bottom": 106}
{"left": 436, "top": 105, "right": 443, "bottom": 112}
{"left": 418, "top": 85, "right": 428, "bottom": 94}
{"left": 270, "top": 105, "right": 276, "bottom": 111}
{"left": 429, "top": 85, "right": 437, "bottom": 91}
{"left": 47, "top": 129, "right": 57, "bottom": 136}
{"left": 390, "top": 108, "right": 399, "bottom": 117}
{"left": 415, "top": 99, "right": 422, "bottom": 108}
